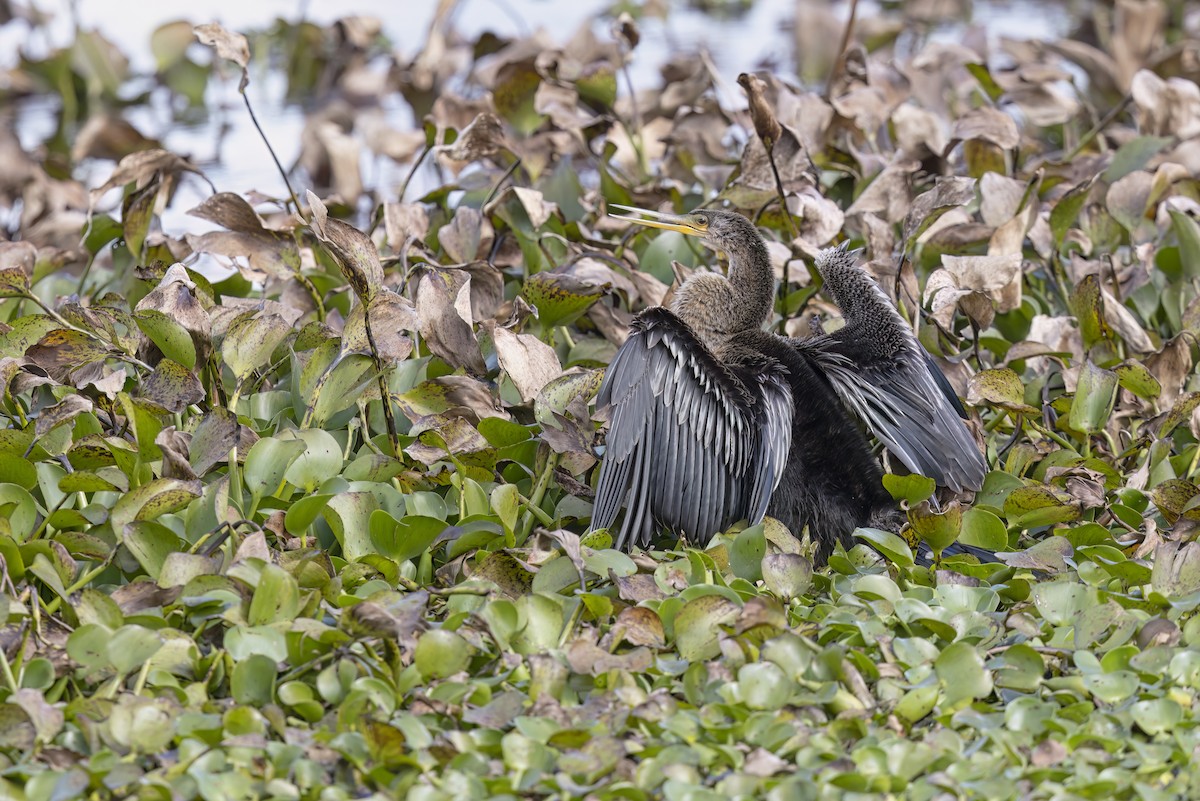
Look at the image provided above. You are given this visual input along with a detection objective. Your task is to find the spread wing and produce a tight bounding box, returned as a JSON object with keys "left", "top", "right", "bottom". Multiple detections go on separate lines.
{"left": 591, "top": 307, "right": 793, "bottom": 551}
{"left": 798, "top": 335, "right": 986, "bottom": 492}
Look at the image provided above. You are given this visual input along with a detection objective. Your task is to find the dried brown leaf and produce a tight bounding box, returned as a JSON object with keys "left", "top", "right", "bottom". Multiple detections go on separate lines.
{"left": 484, "top": 321, "right": 561, "bottom": 404}
{"left": 307, "top": 190, "right": 384, "bottom": 301}
{"left": 340, "top": 288, "right": 416, "bottom": 363}
{"left": 194, "top": 22, "right": 250, "bottom": 90}
{"left": 414, "top": 267, "right": 485, "bottom": 374}
{"left": 949, "top": 107, "right": 1020, "bottom": 151}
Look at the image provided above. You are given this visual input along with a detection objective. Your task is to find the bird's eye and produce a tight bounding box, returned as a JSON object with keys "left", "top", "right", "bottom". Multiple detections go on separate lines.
{"left": 694, "top": 214, "right": 708, "bottom": 226}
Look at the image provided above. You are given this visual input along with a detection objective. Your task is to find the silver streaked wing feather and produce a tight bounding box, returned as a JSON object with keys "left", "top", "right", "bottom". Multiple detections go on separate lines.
{"left": 800, "top": 339, "right": 986, "bottom": 492}
{"left": 591, "top": 308, "right": 794, "bottom": 550}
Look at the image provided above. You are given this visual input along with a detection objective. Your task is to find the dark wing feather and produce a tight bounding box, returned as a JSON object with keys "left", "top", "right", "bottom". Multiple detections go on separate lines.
{"left": 798, "top": 336, "right": 986, "bottom": 492}
{"left": 923, "top": 349, "right": 969, "bottom": 419}
{"left": 591, "top": 308, "right": 793, "bottom": 550}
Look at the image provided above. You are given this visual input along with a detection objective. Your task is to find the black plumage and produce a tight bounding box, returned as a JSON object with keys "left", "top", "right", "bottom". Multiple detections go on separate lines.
{"left": 590, "top": 206, "right": 989, "bottom": 564}
{"left": 797, "top": 245, "right": 987, "bottom": 493}
{"left": 593, "top": 309, "right": 793, "bottom": 551}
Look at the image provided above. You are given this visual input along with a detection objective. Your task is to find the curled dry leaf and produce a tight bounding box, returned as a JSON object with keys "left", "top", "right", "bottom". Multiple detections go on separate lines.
{"left": 925, "top": 253, "right": 1023, "bottom": 328}
{"left": 72, "top": 113, "right": 161, "bottom": 163}
{"left": 1131, "top": 69, "right": 1200, "bottom": 138}
{"left": 155, "top": 427, "right": 198, "bottom": 481}
{"left": 359, "top": 111, "right": 425, "bottom": 165}
{"left": 613, "top": 12, "right": 640, "bottom": 50}
{"left": 966, "top": 367, "right": 1038, "bottom": 413}
{"left": 483, "top": 320, "right": 562, "bottom": 404}
{"left": 488, "top": 186, "right": 558, "bottom": 229}
{"left": 385, "top": 202, "right": 430, "bottom": 248}
{"left": 444, "top": 112, "right": 507, "bottom": 163}
{"left": 89, "top": 149, "right": 205, "bottom": 209}
{"left": 307, "top": 190, "right": 384, "bottom": 301}
{"left": 406, "top": 415, "right": 490, "bottom": 466}
{"left": 135, "top": 263, "right": 213, "bottom": 366}
{"left": 902, "top": 176, "right": 976, "bottom": 244}
{"left": 738, "top": 72, "right": 783, "bottom": 149}
{"left": 340, "top": 288, "right": 416, "bottom": 363}
{"left": 0, "top": 241, "right": 34, "bottom": 297}
{"left": 194, "top": 22, "right": 250, "bottom": 90}
{"left": 35, "top": 394, "right": 94, "bottom": 438}
{"left": 792, "top": 186, "right": 844, "bottom": 247}
{"left": 892, "top": 102, "right": 948, "bottom": 157}
{"left": 187, "top": 192, "right": 300, "bottom": 281}
{"left": 536, "top": 368, "right": 602, "bottom": 430}
{"left": 438, "top": 205, "right": 484, "bottom": 263}
{"left": 846, "top": 155, "right": 920, "bottom": 224}
{"left": 310, "top": 119, "right": 364, "bottom": 202}
{"left": 414, "top": 267, "right": 486, "bottom": 375}
{"left": 140, "top": 359, "right": 205, "bottom": 413}
{"left": 948, "top": 107, "right": 1020, "bottom": 151}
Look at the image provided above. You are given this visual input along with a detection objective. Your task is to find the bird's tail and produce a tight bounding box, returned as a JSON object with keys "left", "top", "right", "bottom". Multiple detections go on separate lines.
{"left": 914, "top": 541, "right": 998, "bottom": 567}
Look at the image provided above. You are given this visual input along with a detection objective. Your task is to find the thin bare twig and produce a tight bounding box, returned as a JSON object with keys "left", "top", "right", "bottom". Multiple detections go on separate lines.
{"left": 242, "top": 93, "right": 300, "bottom": 213}
{"left": 825, "top": 0, "right": 860, "bottom": 99}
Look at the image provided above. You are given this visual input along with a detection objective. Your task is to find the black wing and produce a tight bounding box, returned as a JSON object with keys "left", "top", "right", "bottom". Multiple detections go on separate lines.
{"left": 798, "top": 335, "right": 986, "bottom": 492}
{"left": 591, "top": 307, "right": 793, "bottom": 551}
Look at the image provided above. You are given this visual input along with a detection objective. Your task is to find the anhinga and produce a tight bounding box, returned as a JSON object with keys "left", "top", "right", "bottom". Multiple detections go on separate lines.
{"left": 590, "top": 205, "right": 987, "bottom": 564}
{"left": 795, "top": 245, "right": 987, "bottom": 494}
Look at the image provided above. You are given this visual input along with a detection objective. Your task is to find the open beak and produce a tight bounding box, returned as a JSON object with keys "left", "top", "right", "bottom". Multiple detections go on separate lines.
{"left": 608, "top": 204, "right": 706, "bottom": 237}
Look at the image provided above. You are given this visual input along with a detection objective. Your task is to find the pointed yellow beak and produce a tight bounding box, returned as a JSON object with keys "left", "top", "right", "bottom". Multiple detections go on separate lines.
{"left": 608, "top": 204, "right": 708, "bottom": 237}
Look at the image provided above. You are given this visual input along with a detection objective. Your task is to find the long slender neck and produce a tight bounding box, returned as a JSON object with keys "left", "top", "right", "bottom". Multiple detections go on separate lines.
{"left": 819, "top": 254, "right": 909, "bottom": 353}
{"left": 723, "top": 231, "right": 774, "bottom": 331}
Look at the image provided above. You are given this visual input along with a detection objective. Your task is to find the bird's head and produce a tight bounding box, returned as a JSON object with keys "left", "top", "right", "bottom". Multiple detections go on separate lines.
{"left": 608, "top": 205, "right": 761, "bottom": 253}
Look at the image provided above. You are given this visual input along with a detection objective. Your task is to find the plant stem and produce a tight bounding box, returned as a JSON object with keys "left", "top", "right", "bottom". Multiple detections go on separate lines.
{"left": 482, "top": 157, "right": 523, "bottom": 208}
{"left": 1064, "top": 93, "right": 1133, "bottom": 161}
{"left": 43, "top": 561, "right": 111, "bottom": 615}
{"left": 0, "top": 645, "right": 17, "bottom": 696}
{"left": 362, "top": 302, "right": 401, "bottom": 457}
{"left": 397, "top": 144, "right": 435, "bottom": 204}
{"left": 1027, "top": 419, "right": 1076, "bottom": 452}
{"left": 824, "top": 0, "right": 860, "bottom": 98}
{"left": 518, "top": 451, "right": 559, "bottom": 542}
{"left": 241, "top": 91, "right": 300, "bottom": 213}
{"left": 295, "top": 271, "right": 326, "bottom": 321}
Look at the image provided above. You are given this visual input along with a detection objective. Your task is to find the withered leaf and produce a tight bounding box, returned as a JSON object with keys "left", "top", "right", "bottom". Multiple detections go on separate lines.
{"left": 444, "top": 111, "right": 507, "bottom": 162}
{"left": 414, "top": 267, "right": 486, "bottom": 374}
{"left": 194, "top": 22, "right": 250, "bottom": 91}
{"left": 966, "top": 367, "right": 1038, "bottom": 414}
{"left": 135, "top": 265, "right": 211, "bottom": 339}
{"left": 948, "top": 107, "right": 1020, "bottom": 151}
{"left": 565, "top": 639, "right": 653, "bottom": 676}
{"left": 738, "top": 72, "right": 783, "bottom": 148}
{"left": 341, "top": 288, "right": 417, "bottom": 364}
{"left": 220, "top": 309, "right": 293, "bottom": 382}
{"left": 35, "top": 394, "right": 94, "bottom": 438}
{"left": 189, "top": 407, "right": 256, "bottom": 475}
{"left": 89, "top": 149, "right": 205, "bottom": 201}
{"left": 384, "top": 202, "right": 430, "bottom": 248}
{"left": 438, "top": 205, "right": 483, "bottom": 263}
{"left": 485, "top": 321, "right": 561, "bottom": 404}
{"left": 0, "top": 242, "right": 34, "bottom": 297}
{"left": 26, "top": 330, "right": 112, "bottom": 382}
{"left": 405, "top": 415, "right": 490, "bottom": 465}
{"left": 139, "top": 359, "right": 205, "bottom": 414}
{"left": 187, "top": 193, "right": 300, "bottom": 280}
{"left": 307, "top": 190, "right": 384, "bottom": 301}
{"left": 155, "top": 427, "right": 198, "bottom": 480}
{"left": 609, "top": 607, "right": 665, "bottom": 649}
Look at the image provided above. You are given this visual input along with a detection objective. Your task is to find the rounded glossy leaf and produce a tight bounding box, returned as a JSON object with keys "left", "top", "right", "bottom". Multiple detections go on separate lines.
{"left": 414, "top": 629, "right": 471, "bottom": 679}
